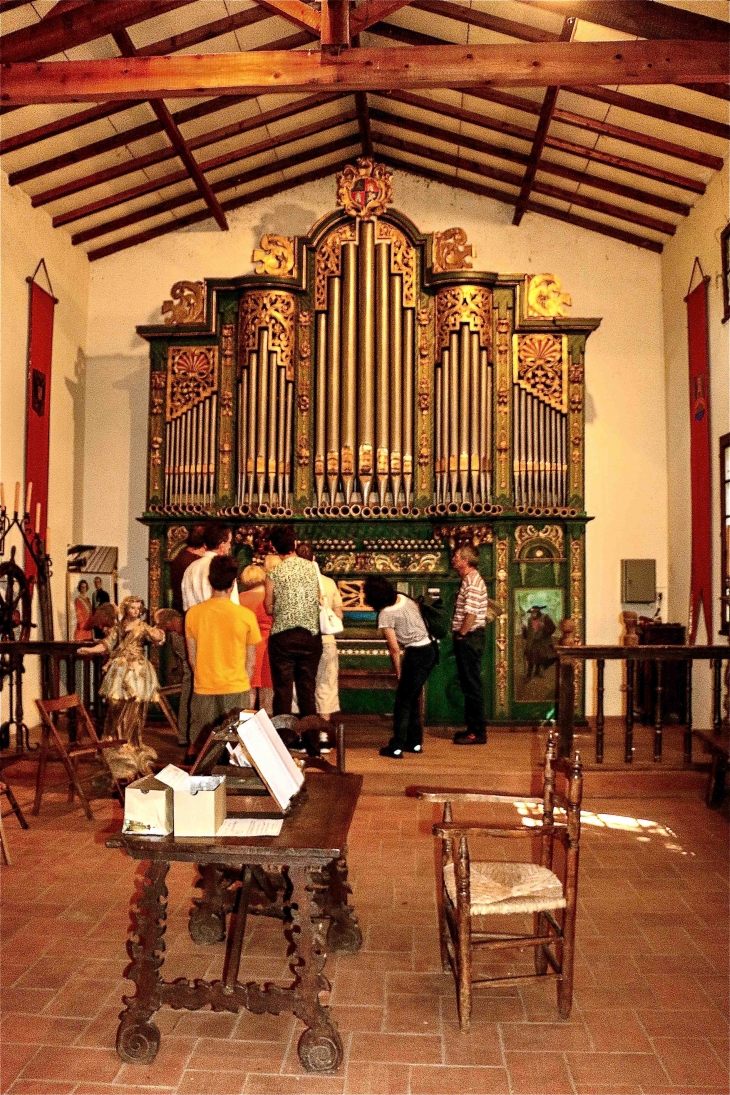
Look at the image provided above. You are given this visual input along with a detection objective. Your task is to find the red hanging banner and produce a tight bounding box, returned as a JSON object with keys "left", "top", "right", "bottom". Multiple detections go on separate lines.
{"left": 24, "top": 268, "right": 57, "bottom": 583}
{"left": 685, "top": 271, "right": 712, "bottom": 643}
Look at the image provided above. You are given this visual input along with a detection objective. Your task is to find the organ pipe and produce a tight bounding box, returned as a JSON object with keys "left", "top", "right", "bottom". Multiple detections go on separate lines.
{"left": 402, "top": 307, "right": 414, "bottom": 507}
{"left": 256, "top": 328, "right": 269, "bottom": 504}
{"left": 246, "top": 351, "right": 258, "bottom": 503}
{"left": 284, "top": 381, "right": 293, "bottom": 507}
{"left": 375, "top": 242, "right": 390, "bottom": 506}
{"left": 357, "top": 219, "right": 376, "bottom": 505}
{"left": 276, "top": 366, "right": 286, "bottom": 504}
{"left": 449, "top": 331, "right": 459, "bottom": 502}
{"left": 389, "top": 274, "right": 403, "bottom": 506}
{"left": 481, "top": 349, "right": 491, "bottom": 503}
{"left": 314, "top": 313, "right": 327, "bottom": 506}
{"left": 326, "top": 276, "right": 342, "bottom": 504}
{"left": 341, "top": 241, "right": 357, "bottom": 503}
{"left": 434, "top": 357, "right": 443, "bottom": 506}
{"left": 469, "top": 333, "right": 479, "bottom": 503}
{"left": 458, "top": 325, "right": 470, "bottom": 500}
{"left": 267, "top": 348, "right": 278, "bottom": 502}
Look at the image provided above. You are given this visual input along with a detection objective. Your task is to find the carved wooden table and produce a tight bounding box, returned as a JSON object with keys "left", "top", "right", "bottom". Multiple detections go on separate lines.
{"left": 106, "top": 771, "right": 363, "bottom": 1074}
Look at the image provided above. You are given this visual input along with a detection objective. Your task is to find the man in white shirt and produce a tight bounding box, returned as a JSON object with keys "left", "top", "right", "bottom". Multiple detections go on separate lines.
{"left": 182, "top": 524, "right": 240, "bottom": 611}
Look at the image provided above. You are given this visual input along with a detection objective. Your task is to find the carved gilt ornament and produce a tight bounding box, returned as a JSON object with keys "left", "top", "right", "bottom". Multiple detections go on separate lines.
{"left": 166, "top": 346, "right": 218, "bottom": 421}
{"left": 336, "top": 157, "right": 393, "bottom": 219}
{"left": 239, "top": 290, "right": 296, "bottom": 380}
{"left": 435, "top": 285, "right": 493, "bottom": 354}
{"left": 161, "top": 281, "right": 205, "bottom": 325}
{"left": 314, "top": 221, "right": 357, "bottom": 310}
{"left": 252, "top": 234, "right": 296, "bottom": 277}
{"left": 526, "top": 273, "right": 572, "bottom": 318}
{"left": 432, "top": 228, "right": 475, "bottom": 274}
{"left": 513, "top": 333, "right": 568, "bottom": 413}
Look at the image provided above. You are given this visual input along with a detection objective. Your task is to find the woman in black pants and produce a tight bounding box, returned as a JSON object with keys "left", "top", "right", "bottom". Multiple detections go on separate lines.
{"left": 363, "top": 577, "right": 438, "bottom": 758}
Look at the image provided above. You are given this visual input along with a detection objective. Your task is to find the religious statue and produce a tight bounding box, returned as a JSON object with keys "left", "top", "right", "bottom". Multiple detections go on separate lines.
{"left": 81, "top": 596, "right": 164, "bottom": 748}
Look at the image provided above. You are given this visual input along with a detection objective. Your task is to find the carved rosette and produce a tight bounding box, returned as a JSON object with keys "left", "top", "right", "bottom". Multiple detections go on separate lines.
{"left": 240, "top": 290, "right": 296, "bottom": 381}
{"left": 314, "top": 222, "right": 356, "bottom": 311}
{"left": 432, "top": 228, "right": 475, "bottom": 274}
{"left": 525, "top": 273, "right": 572, "bottom": 318}
{"left": 568, "top": 340, "right": 585, "bottom": 506}
{"left": 162, "top": 280, "right": 205, "bottom": 325}
{"left": 252, "top": 234, "right": 296, "bottom": 277}
{"left": 493, "top": 302, "right": 512, "bottom": 500}
{"left": 495, "top": 537, "right": 509, "bottom": 717}
{"left": 166, "top": 526, "right": 189, "bottom": 560}
{"left": 376, "top": 221, "right": 416, "bottom": 307}
{"left": 297, "top": 311, "right": 312, "bottom": 495}
{"left": 435, "top": 285, "right": 492, "bottom": 355}
{"left": 218, "top": 323, "right": 236, "bottom": 500}
{"left": 148, "top": 368, "right": 167, "bottom": 505}
{"left": 513, "top": 333, "right": 567, "bottom": 413}
{"left": 336, "top": 158, "right": 393, "bottom": 219}
{"left": 166, "top": 347, "right": 218, "bottom": 421}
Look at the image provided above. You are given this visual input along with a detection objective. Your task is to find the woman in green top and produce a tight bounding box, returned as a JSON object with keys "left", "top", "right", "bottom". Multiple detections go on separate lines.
{"left": 265, "top": 525, "right": 322, "bottom": 719}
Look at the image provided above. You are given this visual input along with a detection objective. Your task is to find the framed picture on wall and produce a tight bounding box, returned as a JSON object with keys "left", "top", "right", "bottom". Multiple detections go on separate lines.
{"left": 513, "top": 588, "right": 564, "bottom": 704}
{"left": 722, "top": 222, "right": 730, "bottom": 324}
{"left": 67, "top": 544, "right": 118, "bottom": 640}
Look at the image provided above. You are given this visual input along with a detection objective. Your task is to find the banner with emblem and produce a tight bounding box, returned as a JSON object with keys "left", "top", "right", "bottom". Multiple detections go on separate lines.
{"left": 685, "top": 269, "right": 712, "bottom": 643}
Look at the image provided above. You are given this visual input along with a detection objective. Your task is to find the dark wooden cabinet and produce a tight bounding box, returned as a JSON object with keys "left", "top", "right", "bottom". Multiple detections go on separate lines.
{"left": 636, "top": 622, "right": 688, "bottom": 724}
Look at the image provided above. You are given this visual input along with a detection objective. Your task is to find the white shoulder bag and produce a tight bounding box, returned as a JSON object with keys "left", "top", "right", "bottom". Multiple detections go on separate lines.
{"left": 318, "top": 570, "right": 344, "bottom": 635}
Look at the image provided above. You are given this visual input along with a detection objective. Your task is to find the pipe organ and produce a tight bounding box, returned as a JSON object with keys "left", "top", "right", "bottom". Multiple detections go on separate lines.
{"left": 140, "top": 160, "right": 600, "bottom": 724}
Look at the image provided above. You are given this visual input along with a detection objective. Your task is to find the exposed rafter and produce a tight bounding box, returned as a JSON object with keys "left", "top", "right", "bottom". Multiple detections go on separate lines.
{"left": 255, "top": 1, "right": 320, "bottom": 34}
{"left": 111, "top": 28, "right": 227, "bottom": 232}
{"left": 350, "top": 1, "right": 413, "bottom": 36}
{"left": 87, "top": 152, "right": 357, "bottom": 262}
{"left": 513, "top": 16, "right": 576, "bottom": 226}
{"left": 0, "top": 0, "right": 194, "bottom": 62}
{"left": 2, "top": 41, "right": 727, "bottom": 104}
{"left": 522, "top": 0, "right": 730, "bottom": 42}
{"left": 378, "top": 152, "right": 663, "bottom": 253}
{"left": 321, "top": 0, "right": 351, "bottom": 50}
{"left": 355, "top": 92, "right": 373, "bottom": 157}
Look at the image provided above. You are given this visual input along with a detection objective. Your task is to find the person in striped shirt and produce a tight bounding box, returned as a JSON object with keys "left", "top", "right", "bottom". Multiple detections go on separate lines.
{"left": 451, "top": 544, "right": 495, "bottom": 745}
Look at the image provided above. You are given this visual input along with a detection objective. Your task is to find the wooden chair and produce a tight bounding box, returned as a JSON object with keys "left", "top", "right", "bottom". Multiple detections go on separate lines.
{"left": 33, "top": 694, "right": 125, "bottom": 820}
{"left": 415, "top": 733, "right": 583, "bottom": 1031}
{"left": 0, "top": 777, "right": 29, "bottom": 865}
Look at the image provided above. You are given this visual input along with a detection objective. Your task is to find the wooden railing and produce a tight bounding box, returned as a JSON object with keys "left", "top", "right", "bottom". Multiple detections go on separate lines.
{"left": 557, "top": 645, "right": 729, "bottom": 764}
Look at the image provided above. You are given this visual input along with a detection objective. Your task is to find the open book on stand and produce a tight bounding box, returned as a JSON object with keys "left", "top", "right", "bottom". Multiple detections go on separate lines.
{"left": 235, "top": 710, "right": 305, "bottom": 813}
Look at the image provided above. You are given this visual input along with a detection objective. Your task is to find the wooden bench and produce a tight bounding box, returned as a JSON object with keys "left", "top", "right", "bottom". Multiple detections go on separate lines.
{"left": 692, "top": 730, "right": 730, "bottom": 808}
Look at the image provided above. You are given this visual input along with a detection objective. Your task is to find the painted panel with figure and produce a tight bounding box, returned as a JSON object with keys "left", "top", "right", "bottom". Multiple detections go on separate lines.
{"left": 514, "top": 587, "right": 563, "bottom": 703}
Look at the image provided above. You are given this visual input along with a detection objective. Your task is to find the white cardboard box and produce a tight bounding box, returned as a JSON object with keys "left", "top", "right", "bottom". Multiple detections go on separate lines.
{"left": 123, "top": 776, "right": 173, "bottom": 836}
{"left": 172, "top": 775, "right": 227, "bottom": 837}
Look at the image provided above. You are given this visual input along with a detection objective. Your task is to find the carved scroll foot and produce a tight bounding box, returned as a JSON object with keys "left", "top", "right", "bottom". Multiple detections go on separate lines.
{"left": 116, "top": 860, "right": 169, "bottom": 1065}
{"left": 298, "top": 1022, "right": 344, "bottom": 1074}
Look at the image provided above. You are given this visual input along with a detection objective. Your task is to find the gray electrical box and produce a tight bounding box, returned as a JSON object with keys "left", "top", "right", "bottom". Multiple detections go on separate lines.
{"left": 621, "top": 559, "right": 656, "bottom": 604}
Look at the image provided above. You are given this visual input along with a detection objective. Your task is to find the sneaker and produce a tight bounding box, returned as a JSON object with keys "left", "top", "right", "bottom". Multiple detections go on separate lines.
{"left": 379, "top": 745, "right": 403, "bottom": 758}
{"left": 403, "top": 743, "right": 423, "bottom": 754}
{"left": 453, "top": 731, "right": 487, "bottom": 745}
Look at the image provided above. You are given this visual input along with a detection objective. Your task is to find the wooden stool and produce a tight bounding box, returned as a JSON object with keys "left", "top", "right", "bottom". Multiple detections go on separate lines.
{"left": 33, "top": 694, "right": 125, "bottom": 820}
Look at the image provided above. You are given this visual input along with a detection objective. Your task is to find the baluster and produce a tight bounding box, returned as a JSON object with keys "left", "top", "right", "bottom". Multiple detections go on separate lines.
{"left": 684, "top": 659, "right": 693, "bottom": 765}
{"left": 595, "top": 658, "right": 605, "bottom": 764}
{"left": 625, "top": 660, "right": 635, "bottom": 764}
{"left": 712, "top": 657, "right": 722, "bottom": 735}
{"left": 558, "top": 658, "right": 575, "bottom": 759}
{"left": 653, "top": 660, "right": 663, "bottom": 762}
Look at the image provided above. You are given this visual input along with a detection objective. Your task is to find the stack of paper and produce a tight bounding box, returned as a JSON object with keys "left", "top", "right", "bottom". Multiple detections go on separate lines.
{"left": 236, "top": 710, "right": 304, "bottom": 812}
{"left": 217, "top": 817, "right": 284, "bottom": 837}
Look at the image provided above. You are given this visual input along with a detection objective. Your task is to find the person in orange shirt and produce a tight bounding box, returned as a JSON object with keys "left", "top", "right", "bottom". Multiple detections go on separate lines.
{"left": 185, "top": 555, "right": 261, "bottom": 750}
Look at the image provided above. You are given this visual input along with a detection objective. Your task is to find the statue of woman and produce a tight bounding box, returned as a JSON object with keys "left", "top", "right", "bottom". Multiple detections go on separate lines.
{"left": 73, "top": 579, "right": 93, "bottom": 641}
{"left": 81, "top": 596, "right": 164, "bottom": 747}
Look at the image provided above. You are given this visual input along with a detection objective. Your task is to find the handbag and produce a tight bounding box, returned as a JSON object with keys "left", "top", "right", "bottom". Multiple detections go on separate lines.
{"left": 318, "top": 571, "right": 344, "bottom": 635}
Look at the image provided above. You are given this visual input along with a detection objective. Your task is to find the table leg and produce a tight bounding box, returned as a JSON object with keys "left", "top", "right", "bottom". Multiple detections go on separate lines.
{"left": 189, "top": 864, "right": 230, "bottom": 945}
{"left": 322, "top": 858, "right": 362, "bottom": 954}
{"left": 116, "top": 860, "right": 170, "bottom": 1065}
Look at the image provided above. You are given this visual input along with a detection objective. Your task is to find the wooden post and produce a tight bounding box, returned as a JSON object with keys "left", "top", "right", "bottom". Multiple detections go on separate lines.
{"left": 653, "top": 661, "right": 663, "bottom": 762}
{"left": 595, "top": 658, "right": 605, "bottom": 764}
{"left": 713, "top": 657, "right": 722, "bottom": 734}
{"left": 624, "top": 660, "right": 635, "bottom": 764}
{"left": 558, "top": 658, "right": 575, "bottom": 759}
{"left": 684, "top": 660, "right": 693, "bottom": 764}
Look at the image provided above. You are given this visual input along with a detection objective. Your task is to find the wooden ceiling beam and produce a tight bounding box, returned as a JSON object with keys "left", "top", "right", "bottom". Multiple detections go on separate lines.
{"left": 2, "top": 41, "right": 727, "bottom": 104}
{"left": 521, "top": 1, "right": 730, "bottom": 43}
{"left": 57, "top": 104, "right": 350, "bottom": 227}
{"left": 386, "top": 5, "right": 730, "bottom": 140}
{"left": 52, "top": 93, "right": 343, "bottom": 224}
{"left": 321, "top": 0, "right": 350, "bottom": 50}
{"left": 371, "top": 102, "right": 689, "bottom": 215}
{"left": 88, "top": 157, "right": 353, "bottom": 262}
{"left": 350, "top": 1, "right": 413, "bottom": 36}
{"left": 8, "top": 29, "right": 315, "bottom": 186}
{"left": 0, "top": 0, "right": 194, "bottom": 62}
{"left": 369, "top": 19, "right": 726, "bottom": 162}
{"left": 0, "top": 8, "right": 279, "bottom": 156}
{"left": 255, "top": 1, "right": 320, "bottom": 34}
{"left": 355, "top": 92, "right": 373, "bottom": 157}
{"left": 71, "top": 121, "right": 357, "bottom": 244}
{"left": 513, "top": 16, "right": 576, "bottom": 226}
{"left": 111, "top": 28, "right": 227, "bottom": 232}
{"left": 373, "top": 129, "right": 675, "bottom": 235}
{"left": 379, "top": 152, "right": 663, "bottom": 253}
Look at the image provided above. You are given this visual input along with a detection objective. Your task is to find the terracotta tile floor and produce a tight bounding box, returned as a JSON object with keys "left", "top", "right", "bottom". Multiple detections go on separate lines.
{"left": 1, "top": 721, "right": 728, "bottom": 1095}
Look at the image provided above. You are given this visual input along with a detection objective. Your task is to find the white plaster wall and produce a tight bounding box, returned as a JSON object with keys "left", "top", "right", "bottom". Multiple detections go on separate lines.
{"left": 662, "top": 161, "right": 730, "bottom": 727}
{"left": 1, "top": 169, "right": 89, "bottom": 720}
{"left": 86, "top": 169, "right": 668, "bottom": 714}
